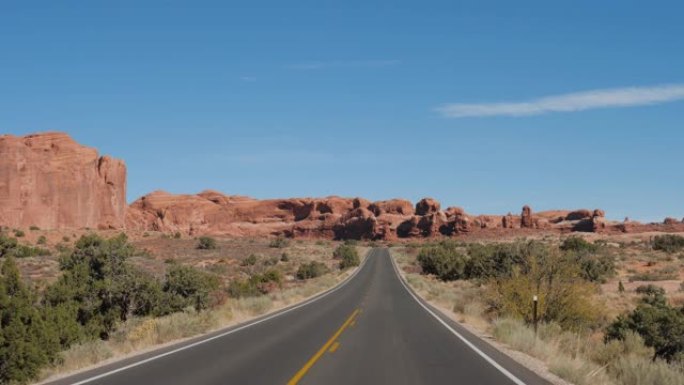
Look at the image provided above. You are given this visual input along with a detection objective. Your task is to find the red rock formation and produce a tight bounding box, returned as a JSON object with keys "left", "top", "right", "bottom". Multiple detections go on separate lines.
{"left": 0, "top": 132, "right": 126, "bottom": 229}
{"left": 368, "top": 199, "right": 414, "bottom": 216}
{"left": 565, "top": 209, "right": 593, "bottom": 221}
{"left": 593, "top": 209, "right": 606, "bottom": 218}
{"left": 663, "top": 217, "right": 679, "bottom": 225}
{"left": 8, "top": 131, "right": 684, "bottom": 240}
{"left": 520, "top": 205, "right": 533, "bottom": 228}
{"left": 415, "top": 198, "right": 441, "bottom": 216}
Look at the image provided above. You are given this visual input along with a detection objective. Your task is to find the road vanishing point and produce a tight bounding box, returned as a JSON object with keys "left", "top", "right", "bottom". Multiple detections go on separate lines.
{"left": 46, "top": 248, "right": 551, "bottom": 385}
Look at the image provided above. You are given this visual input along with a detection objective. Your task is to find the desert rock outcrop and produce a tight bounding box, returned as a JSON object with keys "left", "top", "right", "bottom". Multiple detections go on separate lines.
{"left": 0, "top": 132, "right": 126, "bottom": 229}
{"left": 6, "top": 132, "right": 684, "bottom": 239}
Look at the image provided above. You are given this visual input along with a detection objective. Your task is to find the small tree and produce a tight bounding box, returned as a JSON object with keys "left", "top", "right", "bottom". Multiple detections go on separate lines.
{"left": 0, "top": 257, "right": 59, "bottom": 384}
{"left": 334, "top": 244, "right": 360, "bottom": 269}
{"left": 417, "top": 243, "right": 469, "bottom": 281}
{"left": 163, "top": 265, "right": 219, "bottom": 312}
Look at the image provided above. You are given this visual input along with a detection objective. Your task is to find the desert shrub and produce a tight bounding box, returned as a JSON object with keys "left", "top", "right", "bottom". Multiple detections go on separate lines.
{"left": 14, "top": 229, "right": 25, "bottom": 238}
{"left": 573, "top": 252, "right": 615, "bottom": 283}
{"left": 43, "top": 234, "right": 162, "bottom": 340}
{"left": 29, "top": 225, "right": 40, "bottom": 231}
{"left": 37, "top": 235, "right": 47, "bottom": 245}
{"left": 606, "top": 290, "right": 684, "bottom": 361}
{"left": 651, "top": 234, "right": 684, "bottom": 253}
{"left": 263, "top": 256, "right": 279, "bottom": 266}
{"left": 173, "top": 231, "right": 182, "bottom": 239}
{"left": 635, "top": 284, "right": 667, "bottom": 299}
{"left": 652, "top": 235, "right": 684, "bottom": 253}
{"left": 296, "top": 261, "right": 329, "bottom": 280}
{"left": 486, "top": 245, "right": 600, "bottom": 330}
{"left": 227, "top": 269, "right": 283, "bottom": 298}
{"left": 196, "top": 236, "right": 217, "bottom": 250}
{"left": 0, "top": 234, "right": 50, "bottom": 258}
{"left": 163, "top": 265, "right": 220, "bottom": 312}
{"left": 335, "top": 244, "right": 360, "bottom": 269}
{"left": 62, "top": 236, "right": 70, "bottom": 242}
{"left": 280, "top": 252, "right": 290, "bottom": 262}
{"left": 0, "top": 257, "right": 60, "bottom": 384}
{"left": 269, "top": 236, "right": 289, "bottom": 248}
{"left": 560, "top": 236, "right": 598, "bottom": 253}
{"left": 227, "top": 279, "right": 261, "bottom": 298}
{"left": 417, "top": 242, "right": 469, "bottom": 281}
{"left": 465, "top": 242, "right": 532, "bottom": 280}
{"left": 241, "top": 254, "right": 258, "bottom": 266}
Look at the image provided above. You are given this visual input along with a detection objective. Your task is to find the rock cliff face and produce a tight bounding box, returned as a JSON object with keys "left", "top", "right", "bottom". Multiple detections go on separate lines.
{"left": 0, "top": 132, "right": 126, "bottom": 229}
{"left": 127, "top": 190, "right": 649, "bottom": 240}
{"left": 5, "top": 132, "right": 684, "bottom": 239}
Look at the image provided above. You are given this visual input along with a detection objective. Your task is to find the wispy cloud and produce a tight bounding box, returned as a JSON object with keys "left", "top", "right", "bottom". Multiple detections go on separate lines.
{"left": 288, "top": 59, "right": 400, "bottom": 70}
{"left": 436, "top": 84, "right": 684, "bottom": 118}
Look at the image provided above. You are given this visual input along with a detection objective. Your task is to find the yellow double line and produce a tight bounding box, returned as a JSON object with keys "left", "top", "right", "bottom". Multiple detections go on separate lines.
{"left": 286, "top": 308, "right": 361, "bottom": 385}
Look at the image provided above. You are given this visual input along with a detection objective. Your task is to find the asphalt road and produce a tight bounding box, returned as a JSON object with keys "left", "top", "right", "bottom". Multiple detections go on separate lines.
{"left": 46, "top": 248, "right": 551, "bottom": 385}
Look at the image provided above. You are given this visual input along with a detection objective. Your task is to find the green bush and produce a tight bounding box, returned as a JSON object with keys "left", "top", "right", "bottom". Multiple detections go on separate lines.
{"left": 485, "top": 243, "right": 601, "bottom": 330}
{"left": 269, "top": 236, "right": 290, "bottom": 248}
{"left": 174, "top": 231, "right": 182, "bottom": 239}
{"left": 241, "top": 254, "right": 258, "bottom": 266}
{"left": 296, "top": 261, "right": 329, "bottom": 280}
{"left": 560, "top": 236, "right": 598, "bottom": 253}
{"left": 197, "top": 236, "right": 217, "bottom": 250}
{"left": 0, "top": 234, "right": 50, "bottom": 258}
{"left": 29, "top": 225, "right": 40, "bottom": 231}
{"left": 0, "top": 234, "right": 219, "bottom": 383}
{"left": 227, "top": 269, "right": 283, "bottom": 298}
{"left": 280, "top": 252, "right": 290, "bottom": 262}
{"left": 37, "top": 235, "right": 47, "bottom": 245}
{"left": 606, "top": 300, "right": 684, "bottom": 362}
{"left": 163, "top": 265, "right": 220, "bottom": 312}
{"left": 334, "top": 244, "right": 359, "bottom": 269}
{"left": 417, "top": 242, "right": 469, "bottom": 281}
{"left": 652, "top": 235, "right": 684, "bottom": 253}
{"left": 636, "top": 284, "right": 666, "bottom": 299}
{"left": 14, "top": 229, "right": 25, "bottom": 238}
{"left": 0, "top": 257, "right": 59, "bottom": 384}
{"left": 465, "top": 242, "right": 531, "bottom": 280}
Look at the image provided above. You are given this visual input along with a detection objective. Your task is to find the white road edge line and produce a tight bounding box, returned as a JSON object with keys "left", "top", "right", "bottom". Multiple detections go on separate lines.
{"left": 65, "top": 249, "right": 375, "bottom": 385}
{"left": 389, "top": 250, "right": 528, "bottom": 385}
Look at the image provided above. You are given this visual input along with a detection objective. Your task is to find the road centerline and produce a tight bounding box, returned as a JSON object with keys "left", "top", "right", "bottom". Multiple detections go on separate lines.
{"left": 286, "top": 308, "right": 360, "bottom": 385}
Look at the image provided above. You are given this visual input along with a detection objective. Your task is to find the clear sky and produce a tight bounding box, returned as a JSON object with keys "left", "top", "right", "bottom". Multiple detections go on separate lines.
{"left": 2, "top": 1, "right": 683, "bottom": 222}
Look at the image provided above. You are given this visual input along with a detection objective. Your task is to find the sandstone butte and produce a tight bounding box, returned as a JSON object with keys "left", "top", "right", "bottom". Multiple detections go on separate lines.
{"left": 0, "top": 132, "right": 126, "bottom": 230}
{"left": 2, "top": 132, "right": 683, "bottom": 239}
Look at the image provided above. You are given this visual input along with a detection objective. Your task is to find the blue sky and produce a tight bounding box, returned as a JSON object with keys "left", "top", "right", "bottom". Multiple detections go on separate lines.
{"left": 2, "top": 1, "right": 683, "bottom": 222}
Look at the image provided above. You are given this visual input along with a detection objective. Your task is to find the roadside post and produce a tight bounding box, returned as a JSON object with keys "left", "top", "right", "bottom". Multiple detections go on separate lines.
{"left": 533, "top": 295, "right": 539, "bottom": 336}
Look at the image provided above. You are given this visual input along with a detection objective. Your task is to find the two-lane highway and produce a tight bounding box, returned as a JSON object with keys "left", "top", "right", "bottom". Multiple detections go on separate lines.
{"left": 47, "top": 249, "right": 551, "bottom": 385}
